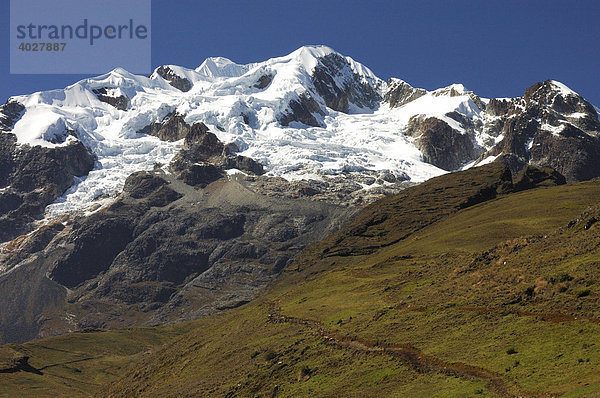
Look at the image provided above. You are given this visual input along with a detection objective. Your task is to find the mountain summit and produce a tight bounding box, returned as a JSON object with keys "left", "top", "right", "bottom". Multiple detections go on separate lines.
{"left": 0, "top": 45, "right": 598, "bottom": 347}
{"left": 1, "top": 45, "right": 599, "bottom": 221}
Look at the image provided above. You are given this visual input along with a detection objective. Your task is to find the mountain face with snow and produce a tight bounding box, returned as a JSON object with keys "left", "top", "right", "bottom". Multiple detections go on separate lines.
{"left": 480, "top": 80, "right": 600, "bottom": 181}
{"left": 1, "top": 45, "right": 599, "bottom": 222}
{"left": 0, "top": 45, "right": 599, "bottom": 343}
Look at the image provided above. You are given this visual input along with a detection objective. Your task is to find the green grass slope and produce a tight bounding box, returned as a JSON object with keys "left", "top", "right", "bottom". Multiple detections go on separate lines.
{"left": 0, "top": 324, "right": 193, "bottom": 397}
{"left": 3, "top": 163, "right": 600, "bottom": 397}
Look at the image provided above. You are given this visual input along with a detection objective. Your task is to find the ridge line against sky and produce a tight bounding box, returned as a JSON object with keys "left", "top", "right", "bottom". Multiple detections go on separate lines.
{"left": 1, "top": 0, "right": 599, "bottom": 106}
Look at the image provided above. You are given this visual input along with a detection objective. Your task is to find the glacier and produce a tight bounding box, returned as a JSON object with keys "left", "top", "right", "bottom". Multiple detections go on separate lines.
{"left": 6, "top": 45, "right": 500, "bottom": 216}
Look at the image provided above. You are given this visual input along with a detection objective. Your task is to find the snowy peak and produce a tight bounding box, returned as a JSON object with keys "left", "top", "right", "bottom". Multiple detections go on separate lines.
{"left": 284, "top": 45, "right": 381, "bottom": 86}
{"left": 4, "top": 46, "right": 600, "bottom": 219}
{"left": 524, "top": 79, "right": 572, "bottom": 103}
{"left": 548, "top": 80, "right": 579, "bottom": 97}
{"left": 523, "top": 80, "right": 598, "bottom": 119}
{"left": 278, "top": 45, "right": 337, "bottom": 73}
{"left": 195, "top": 57, "right": 251, "bottom": 80}
{"left": 477, "top": 79, "right": 600, "bottom": 181}
{"left": 150, "top": 46, "right": 340, "bottom": 92}
{"left": 150, "top": 57, "right": 254, "bottom": 90}
{"left": 307, "top": 50, "right": 382, "bottom": 113}
{"left": 82, "top": 67, "right": 164, "bottom": 93}
{"left": 384, "top": 78, "right": 427, "bottom": 108}
{"left": 432, "top": 83, "right": 468, "bottom": 97}
{"left": 150, "top": 45, "right": 383, "bottom": 115}
{"left": 491, "top": 79, "right": 600, "bottom": 135}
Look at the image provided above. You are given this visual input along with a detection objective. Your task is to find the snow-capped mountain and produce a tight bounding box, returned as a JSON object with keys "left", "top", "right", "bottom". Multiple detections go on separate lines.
{"left": 0, "top": 46, "right": 478, "bottom": 216}
{"left": 1, "top": 45, "right": 599, "bottom": 344}
{"left": 1, "top": 45, "right": 599, "bottom": 222}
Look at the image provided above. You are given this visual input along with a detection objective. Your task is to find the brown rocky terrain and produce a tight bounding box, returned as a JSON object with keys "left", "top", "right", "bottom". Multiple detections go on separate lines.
{"left": 0, "top": 124, "right": 356, "bottom": 344}
{"left": 478, "top": 80, "right": 600, "bottom": 181}
{"left": 0, "top": 107, "right": 95, "bottom": 242}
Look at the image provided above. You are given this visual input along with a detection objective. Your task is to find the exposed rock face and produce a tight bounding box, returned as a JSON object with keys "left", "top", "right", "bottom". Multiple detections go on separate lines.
{"left": 523, "top": 82, "right": 600, "bottom": 131}
{"left": 168, "top": 121, "right": 264, "bottom": 186}
{"left": 311, "top": 53, "right": 381, "bottom": 112}
{"left": 0, "top": 101, "right": 25, "bottom": 132}
{"left": 485, "top": 98, "right": 510, "bottom": 117}
{"left": 174, "top": 162, "right": 223, "bottom": 187}
{"left": 0, "top": 136, "right": 95, "bottom": 242}
{"left": 224, "top": 156, "right": 264, "bottom": 175}
{"left": 182, "top": 122, "right": 221, "bottom": 153}
{"left": 92, "top": 88, "right": 129, "bottom": 111}
{"left": 254, "top": 74, "right": 273, "bottom": 89}
{"left": 138, "top": 112, "right": 192, "bottom": 142}
{"left": 0, "top": 101, "right": 93, "bottom": 242}
{"left": 512, "top": 165, "right": 567, "bottom": 191}
{"left": 245, "top": 171, "right": 413, "bottom": 207}
{"left": 0, "top": 223, "right": 65, "bottom": 275}
{"left": 0, "top": 168, "right": 354, "bottom": 343}
{"left": 381, "top": 82, "right": 491, "bottom": 172}
{"left": 384, "top": 79, "right": 426, "bottom": 108}
{"left": 138, "top": 113, "right": 264, "bottom": 184}
{"left": 279, "top": 94, "right": 325, "bottom": 127}
{"left": 48, "top": 217, "right": 134, "bottom": 288}
{"left": 480, "top": 80, "right": 600, "bottom": 181}
{"left": 529, "top": 129, "right": 600, "bottom": 181}
{"left": 154, "top": 66, "right": 192, "bottom": 92}
{"left": 407, "top": 116, "right": 479, "bottom": 171}
{"left": 0, "top": 222, "right": 72, "bottom": 342}
{"left": 0, "top": 132, "right": 17, "bottom": 187}
{"left": 122, "top": 171, "right": 183, "bottom": 206}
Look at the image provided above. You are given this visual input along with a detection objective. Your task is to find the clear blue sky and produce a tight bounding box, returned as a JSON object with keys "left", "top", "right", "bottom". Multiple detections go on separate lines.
{"left": 2, "top": 0, "right": 600, "bottom": 105}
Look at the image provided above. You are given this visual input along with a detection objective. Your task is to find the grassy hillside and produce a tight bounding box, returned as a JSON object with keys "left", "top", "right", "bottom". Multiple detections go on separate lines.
{"left": 0, "top": 324, "right": 193, "bottom": 397}
{"left": 3, "top": 164, "right": 600, "bottom": 397}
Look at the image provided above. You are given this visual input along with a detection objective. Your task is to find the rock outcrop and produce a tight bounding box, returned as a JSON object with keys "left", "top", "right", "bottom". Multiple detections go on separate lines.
{"left": 154, "top": 66, "right": 193, "bottom": 92}
{"left": 0, "top": 347, "right": 31, "bottom": 373}
{"left": 0, "top": 134, "right": 95, "bottom": 242}
{"left": 92, "top": 88, "right": 130, "bottom": 111}
{"left": 311, "top": 53, "right": 381, "bottom": 112}
{"left": 254, "top": 74, "right": 273, "bottom": 89}
{"left": 138, "top": 112, "right": 191, "bottom": 142}
{"left": 479, "top": 80, "right": 600, "bottom": 181}
{"left": 384, "top": 79, "right": 426, "bottom": 108}
{"left": 407, "top": 116, "right": 480, "bottom": 171}
{"left": 512, "top": 164, "right": 567, "bottom": 191}
{"left": 0, "top": 167, "right": 354, "bottom": 343}
{"left": 138, "top": 113, "right": 265, "bottom": 183}
{"left": 279, "top": 94, "right": 325, "bottom": 127}
{"left": 169, "top": 120, "right": 264, "bottom": 185}
{"left": 0, "top": 101, "right": 25, "bottom": 132}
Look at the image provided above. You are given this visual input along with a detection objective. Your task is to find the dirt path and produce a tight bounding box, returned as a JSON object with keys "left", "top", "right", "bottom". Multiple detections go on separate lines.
{"left": 37, "top": 355, "right": 103, "bottom": 371}
{"left": 267, "top": 302, "right": 550, "bottom": 398}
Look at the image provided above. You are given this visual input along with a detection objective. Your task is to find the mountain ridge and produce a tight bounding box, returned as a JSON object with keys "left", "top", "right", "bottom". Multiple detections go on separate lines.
{"left": 2, "top": 45, "right": 598, "bottom": 221}
{"left": 1, "top": 44, "right": 600, "bottom": 346}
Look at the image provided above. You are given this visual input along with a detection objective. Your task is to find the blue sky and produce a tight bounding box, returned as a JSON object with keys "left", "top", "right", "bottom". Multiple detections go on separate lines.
{"left": 2, "top": 0, "right": 600, "bottom": 105}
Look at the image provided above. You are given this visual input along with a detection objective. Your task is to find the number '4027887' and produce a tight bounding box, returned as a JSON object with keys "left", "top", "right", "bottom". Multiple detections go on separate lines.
{"left": 18, "top": 43, "right": 66, "bottom": 52}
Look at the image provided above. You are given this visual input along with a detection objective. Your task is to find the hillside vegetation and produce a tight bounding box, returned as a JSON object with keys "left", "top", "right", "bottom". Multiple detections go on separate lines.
{"left": 3, "top": 163, "right": 600, "bottom": 397}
